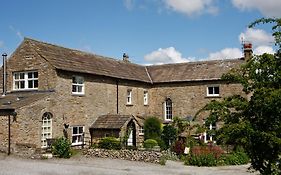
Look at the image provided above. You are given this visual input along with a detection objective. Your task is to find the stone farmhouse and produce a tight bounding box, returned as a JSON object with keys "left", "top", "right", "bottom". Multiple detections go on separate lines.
{"left": 0, "top": 38, "right": 250, "bottom": 153}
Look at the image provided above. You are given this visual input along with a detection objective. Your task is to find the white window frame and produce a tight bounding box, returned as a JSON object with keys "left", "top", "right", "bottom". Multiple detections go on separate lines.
{"left": 164, "top": 98, "right": 173, "bottom": 121}
{"left": 143, "top": 90, "right": 148, "bottom": 105}
{"left": 127, "top": 89, "right": 132, "bottom": 105}
{"left": 71, "top": 126, "right": 84, "bottom": 146}
{"left": 139, "top": 126, "right": 144, "bottom": 136}
{"left": 41, "top": 113, "right": 52, "bottom": 148}
{"left": 13, "top": 71, "right": 38, "bottom": 90}
{"left": 72, "top": 76, "right": 84, "bottom": 95}
{"left": 207, "top": 85, "right": 220, "bottom": 97}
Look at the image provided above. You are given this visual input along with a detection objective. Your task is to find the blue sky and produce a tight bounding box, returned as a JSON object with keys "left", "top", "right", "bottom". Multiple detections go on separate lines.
{"left": 0, "top": 0, "right": 280, "bottom": 65}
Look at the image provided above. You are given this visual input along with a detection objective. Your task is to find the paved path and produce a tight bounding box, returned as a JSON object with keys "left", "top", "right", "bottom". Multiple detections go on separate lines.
{"left": 0, "top": 154, "right": 257, "bottom": 175}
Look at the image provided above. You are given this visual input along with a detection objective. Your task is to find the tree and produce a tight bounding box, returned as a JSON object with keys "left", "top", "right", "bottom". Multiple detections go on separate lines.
{"left": 196, "top": 18, "right": 281, "bottom": 174}
{"left": 162, "top": 125, "right": 177, "bottom": 149}
{"left": 144, "top": 117, "right": 162, "bottom": 140}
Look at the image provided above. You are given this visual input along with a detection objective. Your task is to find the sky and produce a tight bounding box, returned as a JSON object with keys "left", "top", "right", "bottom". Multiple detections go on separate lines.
{"left": 0, "top": 0, "right": 280, "bottom": 65}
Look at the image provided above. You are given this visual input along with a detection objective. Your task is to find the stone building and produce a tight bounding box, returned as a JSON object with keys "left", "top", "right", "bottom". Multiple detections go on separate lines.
{"left": 0, "top": 38, "right": 248, "bottom": 153}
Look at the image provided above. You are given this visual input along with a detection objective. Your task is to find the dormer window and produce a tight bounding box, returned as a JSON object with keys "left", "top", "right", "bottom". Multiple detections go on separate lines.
{"left": 72, "top": 76, "right": 84, "bottom": 95}
{"left": 13, "top": 71, "right": 38, "bottom": 90}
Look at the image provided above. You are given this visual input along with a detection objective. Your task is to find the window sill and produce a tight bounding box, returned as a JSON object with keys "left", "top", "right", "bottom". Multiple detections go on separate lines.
{"left": 205, "top": 95, "right": 221, "bottom": 98}
{"left": 12, "top": 89, "right": 38, "bottom": 92}
{"left": 71, "top": 143, "right": 84, "bottom": 146}
{"left": 126, "top": 104, "right": 133, "bottom": 106}
{"left": 72, "top": 93, "right": 85, "bottom": 97}
{"left": 144, "top": 104, "right": 149, "bottom": 106}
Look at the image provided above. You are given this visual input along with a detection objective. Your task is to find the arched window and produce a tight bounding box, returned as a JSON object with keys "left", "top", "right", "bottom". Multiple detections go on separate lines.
{"left": 164, "top": 98, "right": 173, "bottom": 121}
{"left": 41, "top": 112, "right": 52, "bottom": 148}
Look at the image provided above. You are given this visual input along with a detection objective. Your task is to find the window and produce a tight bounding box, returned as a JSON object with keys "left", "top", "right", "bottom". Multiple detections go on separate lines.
{"left": 139, "top": 126, "right": 144, "bottom": 136}
{"left": 13, "top": 71, "right": 38, "bottom": 90}
{"left": 144, "top": 90, "right": 148, "bottom": 105}
{"left": 164, "top": 98, "right": 173, "bottom": 121}
{"left": 72, "top": 126, "right": 84, "bottom": 145}
{"left": 72, "top": 76, "right": 84, "bottom": 95}
{"left": 207, "top": 86, "right": 220, "bottom": 96}
{"left": 127, "top": 89, "right": 132, "bottom": 105}
{"left": 41, "top": 112, "right": 52, "bottom": 148}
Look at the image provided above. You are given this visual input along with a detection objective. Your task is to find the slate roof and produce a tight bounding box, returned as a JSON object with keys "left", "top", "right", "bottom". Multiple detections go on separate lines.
{"left": 22, "top": 38, "right": 244, "bottom": 84}
{"left": 146, "top": 59, "right": 243, "bottom": 83}
{"left": 25, "top": 38, "right": 152, "bottom": 83}
{"left": 0, "top": 91, "right": 52, "bottom": 109}
{"left": 90, "top": 115, "right": 133, "bottom": 129}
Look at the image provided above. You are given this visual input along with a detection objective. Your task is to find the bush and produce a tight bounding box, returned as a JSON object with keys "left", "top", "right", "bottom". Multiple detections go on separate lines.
{"left": 191, "top": 145, "right": 224, "bottom": 159}
{"left": 219, "top": 151, "right": 250, "bottom": 165}
{"left": 51, "top": 137, "right": 72, "bottom": 158}
{"left": 186, "top": 153, "right": 217, "bottom": 167}
{"left": 144, "top": 139, "right": 158, "bottom": 149}
{"left": 99, "top": 137, "right": 121, "bottom": 150}
{"left": 162, "top": 125, "right": 177, "bottom": 150}
{"left": 172, "top": 140, "right": 186, "bottom": 155}
{"left": 144, "top": 117, "right": 162, "bottom": 140}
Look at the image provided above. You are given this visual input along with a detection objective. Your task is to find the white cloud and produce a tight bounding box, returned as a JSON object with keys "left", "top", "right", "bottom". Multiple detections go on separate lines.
{"left": 164, "top": 0, "right": 218, "bottom": 16}
{"left": 144, "top": 47, "right": 194, "bottom": 64}
{"left": 254, "top": 45, "right": 274, "bottom": 55}
{"left": 239, "top": 28, "right": 274, "bottom": 46}
{"left": 232, "top": 0, "right": 281, "bottom": 17}
{"left": 123, "top": 0, "right": 135, "bottom": 10}
{"left": 207, "top": 48, "right": 243, "bottom": 60}
{"left": 9, "top": 25, "right": 23, "bottom": 40}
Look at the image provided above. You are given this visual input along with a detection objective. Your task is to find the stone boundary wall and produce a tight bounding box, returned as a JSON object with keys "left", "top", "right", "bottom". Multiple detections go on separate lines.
{"left": 85, "top": 148, "right": 163, "bottom": 163}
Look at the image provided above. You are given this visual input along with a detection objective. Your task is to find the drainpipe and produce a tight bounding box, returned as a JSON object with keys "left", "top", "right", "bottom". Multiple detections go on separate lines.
{"left": 116, "top": 80, "right": 119, "bottom": 114}
{"left": 2, "top": 53, "right": 7, "bottom": 96}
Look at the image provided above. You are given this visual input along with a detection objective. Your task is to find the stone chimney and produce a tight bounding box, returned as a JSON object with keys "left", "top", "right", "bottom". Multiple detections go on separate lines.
{"left": 243, "top": 42, "right": 253, "bottom": 61}
{"left": 123, "top": 53, "right": 130, "bottom": 63}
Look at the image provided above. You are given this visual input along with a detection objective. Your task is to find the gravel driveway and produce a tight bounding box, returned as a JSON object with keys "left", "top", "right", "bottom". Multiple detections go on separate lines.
{"left": 0, "top": 154, "right": 257, "bottom": 175}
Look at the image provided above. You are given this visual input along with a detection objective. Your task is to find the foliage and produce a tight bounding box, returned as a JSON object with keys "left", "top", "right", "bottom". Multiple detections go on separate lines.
{"left": 219, "top": 151, "right": 250, "bottom": 165}
{"left": 143, "top": 139, "right": 158, "bottom": 149}
{"left": 144, "top": 117, "right": 162, "bottom": 140}
{"left": 185, "top": 153, "right": 217, "bottom": 167}
{"left": 185, "top": 145, "right": 249, "bottom": 167}
{"left": 161, "top": 125, "right": 177, "bottom": 149}
{"left": 172, "top": 140, "right": 186, "bottom": 155}
{"left": 172, "top": 116, "right": 190, "bottom": 136}
{"left": 51, "top": 137, "right": 72, "bottom": 158}
{"left": 195, "top": 18, "right": 281, "bottom": 174}
{"left": 99, "top": 137, "right": 121, "bottom": 150}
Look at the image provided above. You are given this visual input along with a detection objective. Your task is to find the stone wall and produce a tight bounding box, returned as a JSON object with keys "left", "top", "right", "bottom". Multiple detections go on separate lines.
{"left": 85, "top": 148, "right": 163, "bottom": 163}
{"left": 148, "top": 81, "right": 245, "bottom": 122}
{"left": 5, "top": 40, "right": 57, "bottom": 92}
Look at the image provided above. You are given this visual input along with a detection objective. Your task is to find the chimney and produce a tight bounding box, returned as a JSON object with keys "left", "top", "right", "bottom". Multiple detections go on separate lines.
{"left": 123, "top": 53, "right": 130, "bottom": 63}
{"left": 243, "top": 42, "right": 253, "bottom": 61}
{"left": 2, "top": 53, "right": 7, "bottom": 96}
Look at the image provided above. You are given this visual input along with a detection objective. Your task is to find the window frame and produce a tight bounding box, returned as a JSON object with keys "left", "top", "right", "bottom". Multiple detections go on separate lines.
{"left": 72, "top": 76, "right": 85, "bottom": 95}
{"left": 164, "top": 98, "right": 173, "bottom": 121}
{"left": 127, "top": 89, "right": 132, "bottom": 105}
{"left": 13, "top": 71, "right": 38, "bottom": 91}
{"left": 143, "top": 90, "right": 148, "bottom": 105}
{"left": 41, "top": 112, "right": 52, "bottom": 148}
{"left": 71, "top": 126, "right": 84, "bottom": 146}
{"left": 207, "top": 85, "right": 220, "bottom": 97}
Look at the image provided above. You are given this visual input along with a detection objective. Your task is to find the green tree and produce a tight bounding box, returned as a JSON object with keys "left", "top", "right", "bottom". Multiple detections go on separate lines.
{"left": 144, "top": 117, "right": 162, "bottom": 140}
{"left": 162, "top": 125, "right": 177, "bottom": 149}
{"left": 196, "top": 18, "right": 281, "bottom": 175}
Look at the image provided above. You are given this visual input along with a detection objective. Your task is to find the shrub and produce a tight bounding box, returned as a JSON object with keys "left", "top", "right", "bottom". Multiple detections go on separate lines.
{"left": 144, "top": 117, "right": 162, "bottom": 140}
{"left": 172, "top": 140, "right": 186, "bottom": 155}
{"left": 99, "top": 137, "right": 121, "bottom": 150}
{"left": 186, "top": 153, "right": 217, "bottom": 167}
{"left": 51, "top": 137, "right": 72, "bottom": 158}
{"left": 191, "top": 145, "right": 224, "bottom": 159}
{"left": 144, "top": 139, "right": 158, "bottom": 149}
{"left": 219, "top": 151, "right": 250, "bottom": 165}
{"left": 161, "top": 125, "right": 177, "bottom": 150}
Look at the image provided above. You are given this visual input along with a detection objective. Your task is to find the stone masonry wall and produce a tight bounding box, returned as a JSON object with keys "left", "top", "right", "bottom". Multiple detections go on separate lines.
{"left": 148, "top": 81, "right": 245, "bottom": 123}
